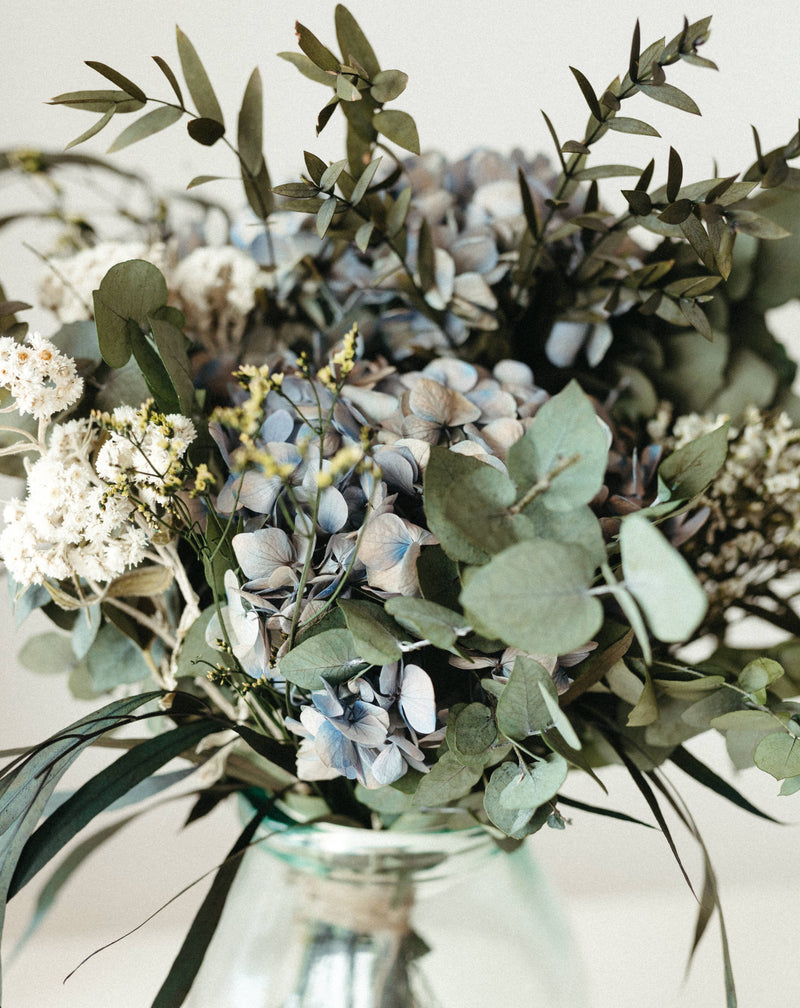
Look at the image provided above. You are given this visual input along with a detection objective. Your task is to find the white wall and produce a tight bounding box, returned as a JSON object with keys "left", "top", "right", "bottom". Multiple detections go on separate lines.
{"left": 2, "top": 3, "right": 799, "bottom": 1006}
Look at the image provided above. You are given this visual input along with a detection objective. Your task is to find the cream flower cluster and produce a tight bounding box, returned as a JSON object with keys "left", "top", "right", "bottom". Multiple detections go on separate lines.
{"left": 95, "top": 403, "right": 197, "bottom": 512}
{"left": 37, "top": 241, "right": 168, "bottom": 324}
{"left": 169, "top": 245, "right": 262, "bottom": 354}
{"left": 0, "top": 331, "right": 83, "bottom": 421}
{"left": 0, "top": 419, "right": 150, "bottom": 587}
{"left": 672, "top": 406, "right": 800, "bottom": 614}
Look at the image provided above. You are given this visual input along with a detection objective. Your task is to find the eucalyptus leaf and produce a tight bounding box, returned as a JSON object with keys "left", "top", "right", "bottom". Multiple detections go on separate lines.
{"left": 278, "top": 51, "right": 334, "bottom": 86}
{"left": 655, "top": 421, "right": 729, "bottom": 504}
{"left": 84, "top": 61, "right": 147, "bottom": 105}
{"left": 619, "top": 513, "right": 707, "bottom": 643}
{"left": 339, "top": 599, "right": 403, "bottom": 666}
{"left": 86, "top": 621, "right": 153, "bottom": 692}
{"left": 637, "top": 81, "right": 700, "bottom": 115}
{"left": 335, "top": 5, "right": 381, "bottom": 79}
{"left": 462, "top": 540, "right": 602, "bottom": 656}
{"left": 371, "top": 70, "right": 408, "bottom": 103}
{"left": 506, "top": 379, "right": 608, "bottom": 512}
{"left": 384, "top": 596, "right": 469, "bottom": 652}
{"left": 107, "top": 106, "right": 184, "bottom": 153}
{"left": 483, "top": 762, "right": 550, "bottom": 839}
{"left": 496, "top": 655, "right": 558, "bottom": 741}
{"left": 18, "top": 633, "right": 75, "bottom": 675}
{"left": 237, "top": 68, "right": 264, "bottom": 177}
{"left": 92, "top": 260, "right": 168, "bottom": 368}
{"left": 411, "top": 751, "right": 482, "bottom": 807}
{"left": 423, "top": 448, "right": 519, "bottom": 564}
{"left": 754, "top": 732, "right": 800, "bottom": 780}
{"left": 498, "top": 752, "right": 568, "bottom": 810}
{"left": 278, "top": 628, "right": 367, "bottom": 689}
{"left": 447, "top": 702, "right": 497, "bottom": 768}
{"left": 606, "top": 116, "right": 661, "bottom": 137}
{"left": 175, "top": 26, "right": 224, "bottom": 125}
{"left": 372, "top": 109, "right": 420, "bottom": 155}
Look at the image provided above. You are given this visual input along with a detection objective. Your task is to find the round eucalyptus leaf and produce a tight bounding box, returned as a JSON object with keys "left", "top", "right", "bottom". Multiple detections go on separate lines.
{"left": 461, "top": 540, "right": 602, "bottom": 655}
{"left": 619, "top": 513, "right": 707, "bottom": 642}
{"left": 754, "top": 732, "right": 800, "bottom": 780}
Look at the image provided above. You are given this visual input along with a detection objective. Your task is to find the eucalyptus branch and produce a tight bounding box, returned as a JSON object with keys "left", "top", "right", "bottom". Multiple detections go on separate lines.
{"left": 508, "top": 452, "right": 581, "bottom": 514}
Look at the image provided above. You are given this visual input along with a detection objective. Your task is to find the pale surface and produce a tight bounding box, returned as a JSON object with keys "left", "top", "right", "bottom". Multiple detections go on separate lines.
{"left": 2, "top": 2, "right": 800, "bottom": 1006}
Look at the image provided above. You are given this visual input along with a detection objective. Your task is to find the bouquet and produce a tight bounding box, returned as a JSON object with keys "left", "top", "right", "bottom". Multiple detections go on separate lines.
{"left": 2, "top": 8, "right": 800, "bottom": 1003}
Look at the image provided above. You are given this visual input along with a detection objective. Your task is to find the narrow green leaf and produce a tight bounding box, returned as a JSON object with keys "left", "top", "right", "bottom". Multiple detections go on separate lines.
{"left": 273, "top": 182, "right": 319, "bottom": 198}
{"left": 572, "top": 164, "right": 642, "bottom": 181}
{"left": 350, "top": 156, "right": 382, "bottom": 206}
{"left": 237, "top": 68, "right": 263, "bottom": 177}
{"left": 355, "top": 220, "right": 374, "bottom": 251}
{"left": 9, "top": 720, "right": 220, "bottom": 896}
{"left": 50, "top": 89, "right": 143, "bottom": 114}
{"left": 152, "top": 56, "right": 184, "bottom": 106}
{"left": 316, "top": 194, "right": 338, "bottom": 238}
{"left": 242, "top": 157, "right": 274, "bottom": 220}
{"left": 666, "top": 146, "right": 683, "bottom": 203}
{"left": 85, "top": 61, "right": 147, "bottom": 105}
{"left": 679, "top": 213, "right": 716, "bottom": 271}
{"left": 295, "top": 21, "right": 340, "bottom": 73}
{"left": 518, "top": 167, "right": 541, "bottom": 238}
{"left": 335, "top": 5, "right": 381, "bottom": 79}
{"left": 541, "top": 110, "right": 566, "bottom": 171}
{"left": 151, "top": 809, "right": 266, "bottom": 1008}
{"left": 150, "top": 316, "right": 194, "bottom": 413}
{"left": 303, "top": 151, "right": 328, "bottom": 185}
{"left": 609, "top": 742, "right": 697, "bottom": 898}
{"left": 320, "top": 158, "right": 348, "bottom": 191}
{"left": 277, "top": 51, "right": 334, "bottom": 87}
{"left": 107, "top": 105, "right": 183, "bottom": 153}
{"left": 606, "top": 116, "right": 661, "bottom": 137}
{"left": 65, "top": 107, "right": 115, "bottom": 150}
{"left": 175, "top": 26, "right": 224, "bottom": 125}
{"left": 637, "top": 82, "right": 701, "bottom": 116}
{"left": 569, "top": 66, "right": 602, "bottom": 120}
{"left": 670, "top": 746, "right": 782, "bottom": 823}
{"left": 629, "top": 19, "right": 641, "bottom": 83}
{"left": 186, "top": 175, "right": 225, "bottom": 189}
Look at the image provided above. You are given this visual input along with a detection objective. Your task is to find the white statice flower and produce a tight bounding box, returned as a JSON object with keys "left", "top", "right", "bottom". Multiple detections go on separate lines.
{"left": 0, "top": 331, "right": 83, "bottom": 421}
{"left": 169, "top": 245, "right": 262, "bottom": 353}
{"left": 38, "top": 241, "right": 168, "bottom": 323}
{"left": 95, "top": 405, "right": 197, "bottom": 509}
{"left": 0, "top": 418, "right": 149, "bottom": 587}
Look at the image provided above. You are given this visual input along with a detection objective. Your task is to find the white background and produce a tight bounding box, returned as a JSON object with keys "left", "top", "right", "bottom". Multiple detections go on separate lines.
{"left": 2, "top": 2, "right": 799, "bottom": 1006}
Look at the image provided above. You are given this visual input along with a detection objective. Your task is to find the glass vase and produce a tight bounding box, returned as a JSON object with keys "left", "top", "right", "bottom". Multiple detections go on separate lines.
{"left": 184, "top": 810, "right": 587, "bottom": 1008}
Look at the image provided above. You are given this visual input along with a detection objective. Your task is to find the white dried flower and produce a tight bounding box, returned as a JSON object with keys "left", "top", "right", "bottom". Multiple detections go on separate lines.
{"left": 0, "top": 331, "right": 83, "bottom": 421}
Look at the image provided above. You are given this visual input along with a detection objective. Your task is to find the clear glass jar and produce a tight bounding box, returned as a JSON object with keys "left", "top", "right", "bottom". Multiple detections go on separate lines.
{"left": 185, "top": 809, "right": 587, "bottom": 1008}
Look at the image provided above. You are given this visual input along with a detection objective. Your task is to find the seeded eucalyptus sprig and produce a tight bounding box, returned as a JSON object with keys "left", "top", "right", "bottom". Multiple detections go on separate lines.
{"left": 48, "top": 27, "right": 274, "bottom": 225}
